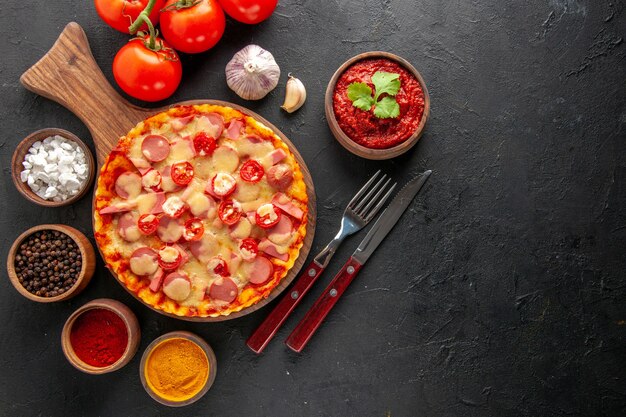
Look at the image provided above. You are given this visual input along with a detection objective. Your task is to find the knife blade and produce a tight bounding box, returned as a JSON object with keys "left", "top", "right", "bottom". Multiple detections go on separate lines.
{"left": 285, "top": 170, "right": 432, "bottom": 352}
{"left": 352, "top": 169, "right": 431, "bottom": 264}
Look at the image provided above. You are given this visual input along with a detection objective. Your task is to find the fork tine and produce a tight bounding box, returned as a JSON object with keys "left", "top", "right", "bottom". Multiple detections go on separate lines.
{"left": 347, "top": 170, "right": 381, "bottom": 209}
{"left": 352, "top": 173, "right": 388, "bottom": 213}
{"left": 357, "top": 177, "right": 391, "bottom": 217}
{"left": 364, "top": 182, "right": 397, "bottom": 222}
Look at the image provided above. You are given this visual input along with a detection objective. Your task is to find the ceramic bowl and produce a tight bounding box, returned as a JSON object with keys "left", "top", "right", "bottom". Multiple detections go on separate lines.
{"left": 11, "top": 128, "right": 95, "bottom": 207}
{"left": 139, "top": 331, "right": 217, "bottom": 407}
{"left": 325, "top": 51, "right": 430, "bottom": 160}
{"left": 6, "top": 224, "right": 96, "bottom": 303}
{"left": 61, "top": 298, "right": 141, "bottom": 374}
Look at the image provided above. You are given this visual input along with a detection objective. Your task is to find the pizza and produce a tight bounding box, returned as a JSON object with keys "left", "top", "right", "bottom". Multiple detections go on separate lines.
{"left": 93, "top": 104, "right": 308, "bottom": 318}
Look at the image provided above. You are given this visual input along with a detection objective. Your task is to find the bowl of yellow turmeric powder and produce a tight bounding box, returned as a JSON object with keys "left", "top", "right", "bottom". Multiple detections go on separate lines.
{"left": 139, "top": 331, "right": 217, "bottom": 407}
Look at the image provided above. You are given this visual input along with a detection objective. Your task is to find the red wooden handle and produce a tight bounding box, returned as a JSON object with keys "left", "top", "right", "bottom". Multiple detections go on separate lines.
{"left": 246, "top": 260, "right": 324, "bottom": 354}
{"left": 285, "top": 257, "right": 363, "bottom": 352}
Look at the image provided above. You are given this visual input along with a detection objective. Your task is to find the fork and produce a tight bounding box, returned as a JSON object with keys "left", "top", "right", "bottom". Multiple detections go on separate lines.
{"left": 246, "top": 171, "right": 396, "bottom": 354}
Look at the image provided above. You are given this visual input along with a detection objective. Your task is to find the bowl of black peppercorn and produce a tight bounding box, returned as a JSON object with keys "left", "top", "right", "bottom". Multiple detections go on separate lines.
{"left": 7, "top": 224, "right": 96, "bottom": 303}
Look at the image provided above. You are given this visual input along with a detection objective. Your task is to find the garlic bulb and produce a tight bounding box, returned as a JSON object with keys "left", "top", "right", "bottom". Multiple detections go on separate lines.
{"left": 225, "top": 45, "right": 281, "bottom": 100}
{"left": 281, "top": 74, "right": 306, "bottom": 113}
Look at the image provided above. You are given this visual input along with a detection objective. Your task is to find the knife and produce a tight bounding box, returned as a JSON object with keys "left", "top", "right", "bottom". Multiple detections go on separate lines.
{"left": 285, "top": 170, "right": 432, "bottom": 352}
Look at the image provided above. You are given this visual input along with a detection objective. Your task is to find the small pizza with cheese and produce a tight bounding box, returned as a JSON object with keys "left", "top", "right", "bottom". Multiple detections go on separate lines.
{"left": 93, "top": 104, "right": 308, "bottom": 318}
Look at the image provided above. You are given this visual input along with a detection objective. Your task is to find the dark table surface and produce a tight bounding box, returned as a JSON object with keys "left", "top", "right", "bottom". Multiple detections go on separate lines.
{"left": 1, "top": 1, "right": 625, "bottom": 416}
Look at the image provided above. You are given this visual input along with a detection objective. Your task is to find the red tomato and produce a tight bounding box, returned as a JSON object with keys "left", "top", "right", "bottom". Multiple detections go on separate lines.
{"left": 239, "top": 160, "right": 264, "bottom": 183}
{"left": 138, "top": 213, "right": 160, "bottom": 235}
{"left": 113, "top": 37, "right": 182, "bottom": 102}
{"left": 239, "top": 238, "right": 258, "bottom": 260}
{"left": 217, "top": 0, "right": 277, "bottom": 24}
{"left": 193, "top": 132, "right": 217, "bottom": 156}
{"left": 207, "top": 256, "right": 229, "bottom": 276}
{"left": 171, "top": 161, "right": 194, "bottom": 186}
{"left": 255, "top": 204, "right": 281, "bottom": 228}
{"left": 160, "top": 0, "right": 226, "bottom": 54}
{"left": 95, "top": 0, "right": 165, "bottom": 33}
{"left": 218, "top": 200, "right": 243, "bottom": 225}
{"left": 158, "top": 246, "right": 182, "bottom": 270}
{"left": 183, "top": 218, "right": 205, "bottom": 241}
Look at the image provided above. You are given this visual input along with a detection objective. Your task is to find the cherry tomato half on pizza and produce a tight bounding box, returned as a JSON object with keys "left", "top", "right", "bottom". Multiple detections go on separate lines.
{"left": 255, "top": 204, "right": 281, "bottom": 228}
{"left": 239, "top": 160, "right": 264, "bottom": 183}
{"left": 183, "top": 218, "right": 205, "bottom": 241}
{"left": 138, "top": 213, "right": 160, "bottom": 235}
{"left": 171, "top": 161, "right": 194, "bottom": 186}
{"left": 193, "top": 132, "right": 217, "bottom": 156}
{"left": 218, "top": 200, "right": 243, "bottom": 225}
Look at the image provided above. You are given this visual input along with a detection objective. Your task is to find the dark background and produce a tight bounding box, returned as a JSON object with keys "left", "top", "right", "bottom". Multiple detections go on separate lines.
{"left": 1, "top": 0, "right": 625, "bottom": 416}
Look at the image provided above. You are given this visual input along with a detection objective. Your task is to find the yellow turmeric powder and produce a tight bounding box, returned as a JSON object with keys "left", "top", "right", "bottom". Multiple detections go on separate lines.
{"left": 145, "top": 337, "right": 209, "bottom": 402}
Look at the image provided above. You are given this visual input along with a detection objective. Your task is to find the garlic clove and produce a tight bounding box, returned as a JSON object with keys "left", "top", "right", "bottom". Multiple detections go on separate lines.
{"left": 225, "top": 45, "right": 281, "bottom": 101}
{"left": 281, "top": 74, "right": 306, "bottom": 113}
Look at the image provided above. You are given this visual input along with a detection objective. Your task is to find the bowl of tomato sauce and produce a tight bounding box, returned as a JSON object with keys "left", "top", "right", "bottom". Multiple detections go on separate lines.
{"left": 325, "top": 52, "right": 430, "bottom": 160}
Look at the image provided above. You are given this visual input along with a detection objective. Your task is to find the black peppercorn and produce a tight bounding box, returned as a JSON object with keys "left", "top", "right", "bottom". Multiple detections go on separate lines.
{"left": 13, "top": 230, "right": 82, "bottom": 298}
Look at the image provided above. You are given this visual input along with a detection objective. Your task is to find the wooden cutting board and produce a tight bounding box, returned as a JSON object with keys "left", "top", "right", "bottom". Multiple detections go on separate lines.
{"left": 20, "top": 22, "right": 316, "bottom": 322}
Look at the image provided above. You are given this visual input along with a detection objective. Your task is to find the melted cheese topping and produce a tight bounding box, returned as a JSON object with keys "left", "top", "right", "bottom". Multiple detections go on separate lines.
{"left": 233, "top": 181, "right": 260, "bottom": 202}
{"left": 130, "top": 253, "right": 158, "bottom": 276}
{"left": 168, "top": 139, "right": 195, "bottom": 164}
{"left": 158, "top": 220, "right": 183, "bottom": 243}
{"left": 116, "top": 173, "right": 142, "bottom": 199}
{"left": 257, "top": 204, "right": 278, "bottom": 222}
{"left": 213, "top": 172, "right": 236, "bottom": 195}
{"left": 212, "top": 147, "right": 239, "bottom": 172}
{"left": 159, "top": 246, "right": 179, "bottom": 263}
{"left": 134, "top": 193, "right": 158, "bottom": 215}
{"left": 230, "top": 218, "right": 252, "bottom": 239}
{"left": 187, "top": 193, "right": 212, "bottom": 217}
{"left": 162, "top": 196, "right": 185, "bottom": 217}
{"left": 94, "top": 104, "right": 307, "bottom": 317}
{"left": 161, "top": 168, "right": 178, "bottom": 193}
{"left": 119, "top": 218, "right": 141, "bottom": 242}
{"left": 163, "top": 277, "right": 191, "bottom": 301}
{"left": 142, "top": 169, "right": 161, "bottom": 190}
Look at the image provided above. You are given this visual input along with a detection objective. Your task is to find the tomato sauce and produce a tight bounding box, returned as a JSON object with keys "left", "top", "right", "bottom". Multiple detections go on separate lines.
{"left": 333, "top": 58, "right": 425, "bottom": 149}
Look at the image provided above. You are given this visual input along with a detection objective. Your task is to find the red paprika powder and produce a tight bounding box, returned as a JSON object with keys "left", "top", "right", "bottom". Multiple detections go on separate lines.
{"left": 69, "top": 308, "right": 128, "bottom": 367}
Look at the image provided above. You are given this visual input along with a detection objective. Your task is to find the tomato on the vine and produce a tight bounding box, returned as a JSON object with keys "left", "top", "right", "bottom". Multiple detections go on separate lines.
{"left": 95, "top": 0, "right": 165, "bottom": 33}
{"left": 113, "top": 36, "right": 182, "bottom": 102}
{"left": 160, "top": 0, "right": 226, "bottom": 54}
{"left": 217, "top": 0, "right": 277, "bottom": 24}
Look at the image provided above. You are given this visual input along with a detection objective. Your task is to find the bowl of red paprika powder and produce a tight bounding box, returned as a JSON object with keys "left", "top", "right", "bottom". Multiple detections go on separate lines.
{"left": 325, "top": 51, "right": 430, "bottom": 160}
{"left": 61, "top": 298, "right": 140, "bottom": 374}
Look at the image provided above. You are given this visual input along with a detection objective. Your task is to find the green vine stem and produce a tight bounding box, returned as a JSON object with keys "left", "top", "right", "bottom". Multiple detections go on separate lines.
{"left": 128, "top": 0, "right": 158, "bottom": 50}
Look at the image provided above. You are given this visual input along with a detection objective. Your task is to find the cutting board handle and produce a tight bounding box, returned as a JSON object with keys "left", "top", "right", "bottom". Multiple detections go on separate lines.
{"left": 20, "top": 22, "right": 149, "bottom": 164}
